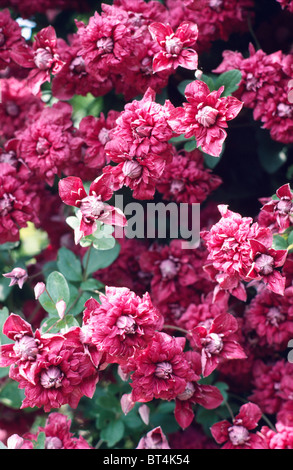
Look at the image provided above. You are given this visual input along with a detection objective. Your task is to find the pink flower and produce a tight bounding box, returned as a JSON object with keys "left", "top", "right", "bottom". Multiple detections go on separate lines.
{"left": 249, "top": 359, "right": 293, "bottom": 415}
{"left": 58, "top": 174, "right": 127, "bottom": 243}
{"left": 243, "top": 285, "right": 293, "bottom": 350}
{"left": 81, "top": 286, "right": 162, "bottom": 365}
{"left": 148, "top": 21, "right": 198, "bottom": 72}
{"left": 156, "top": 148, "right": 222, "bottom": 204}
{"left": 21, "top": 412, "right": 92, "bottom": 449}
{"left": 10, "top": 25, "right": 64, "bottom": 95}
{"left": 262, "top": 422, "right": 293, "bottom": 449}
{"left": 51, "top": 33, "right": 112, "bottom": 101}
{"left": 168, "top": 80, "right": 243, "bottom": 157}
{"left": 0, "top": 9, "right": 24, "bottom": 70}
{"left": 136, "top": 426, "right": 170, "bottom": 449}
{"left": 16, "top": 101, "right": 81, "bottom": 186}
{"left": 261, "top": 183, "right": 293, "bottom": 231}
{"left": 201, "top": 204, "right": 278, "bottom": 301}
{"left": 76, "top": 10, "right": 132, "bottom": 83}
{"left": 210, "top": 402, "right": 268, "bottom": 449}
{"left": 129, "top": 331, "right": 196, "bottom": 403}
{"left": 103, "top": 87, "right": 174, "bottom": 199}
{"left": 189, "top": 313, "right": 246, "bottom": 377}
{"left": 246, "top": 239, "right": 287, "bottom": 295}
{"left": 139, "top": 239, "right": 212, "bottom": 306}
{"left": 174, "top": 351, "right": 223, "bottom": 429}
{"left": 0, "top": 163, "right": 41, "bottom": 244}
{"left": 0, "top": 77, "right": 44, "bottom": 142}
{"left": 10, "top": 327, "right": 99, "bottom": 412}
{"left": 3, "top": 267, "right": 28, "bottom": 289}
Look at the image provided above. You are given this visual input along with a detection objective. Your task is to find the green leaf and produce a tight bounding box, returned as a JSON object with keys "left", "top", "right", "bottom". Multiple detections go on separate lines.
{"left": 199, "top": 73, "right": 216, "bottom": 91}
{"left": 272, "top": 234, "right": 288, "bottom": 250}
{"left": 46, "top": 271, "right": 70, "bottom": 304}
{"left": 288, "top": 230, "right": 293, "bottom": 247}
{"left": 38, "top": 271, "right": 70, "bottom": 315}
{"left": 82, "top": 241, "right": 120, "bottom": 276}
{"left": 80, "top": 278, "right": 104, "bottom": 292}
{"left": 0, "top": 380, "right": 25, "bottom": 409}
{"left": 214, "top": 70, "right": 242, "bottom": 96}
{"left": 57, "top": 247, "right": 83, "bottom": 282}
{"left": 33, "top": 432, "right": 46, "bottom": 449}
{"left": 214, "top": 382, "right": 229, "bottom": 402}
{"left": 100, "top": 420, "right": 125, "bottom": 447}
{"left": 0, "top": 277, "right": 12, "bottom": 303}
{"left": 184, "top": 139, "right": 197, "bottom": 152}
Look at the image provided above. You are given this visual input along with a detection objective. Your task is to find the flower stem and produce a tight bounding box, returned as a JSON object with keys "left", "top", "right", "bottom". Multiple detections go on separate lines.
{"left": 163, "top": 324, "right": 190, "bottom": 335}
{"left": 83, "top": 243, "right": 93, "bottom": 281}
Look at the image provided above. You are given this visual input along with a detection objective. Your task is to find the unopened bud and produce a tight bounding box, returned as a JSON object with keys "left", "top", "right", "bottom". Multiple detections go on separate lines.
{"left": 56, "top": 300, "right": 66, "bottom": 319}
{"left": 34, "top": 282, "right": 46, "bottom": 299}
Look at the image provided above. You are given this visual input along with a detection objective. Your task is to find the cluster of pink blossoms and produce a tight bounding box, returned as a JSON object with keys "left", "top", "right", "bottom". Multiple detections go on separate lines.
{"left": 213, "top": 44, "right": 293, "bottom": 144}
{"left": 0, "top": 0, "right": 293, "bottom": 452}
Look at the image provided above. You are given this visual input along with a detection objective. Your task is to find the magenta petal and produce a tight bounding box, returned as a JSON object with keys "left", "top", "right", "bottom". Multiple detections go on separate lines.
{"left": 58, "top": 176, "right": 87, "bottom": 207}
{"left": 3, "top": 313, "right": 33, "bottom": 340}
{"left": 276, "top": 183, "right": 293, "bottom": 200}
{"left": 210, "top": 420, "right": 230, "bottom": 444}
{"left": 266, "top": 271, "right": 286, "bottom": 296}
{"left": 194, "top": 384, "right": 223, "bottom": 410}
{"left": 148, "top": 22, "right": 173, "bottom": 44}
{"left": 100, "top": 206, "right": 127, "bottom": 227}
{"left": 178, "top": 49, "right": 198, "bottom": 70}
{"left": 89, "top": 174, "right": 113, "bottom": 201}
{"left": 236, "top": 403, "right": 262, "bottom": 430}
{"left": 174, "top": 400, "right": 194, "bottom": 430}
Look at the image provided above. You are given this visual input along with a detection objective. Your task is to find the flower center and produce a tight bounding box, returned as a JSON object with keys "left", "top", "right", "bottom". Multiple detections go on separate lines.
{"left": 98, "top": 127, "right": 111, "bottom": 145}
{"left": 36, "top": 137, "right": 51, "bottom": 155}
{"left": 267, "top": 307, "right": 285, "bottom": 327}
{"left": 116, "top": 315, "right": 137, "bottom": 335}
{"left": 195, "top": 105, "right": 218, "bottom": 127}
{"left": 122, "top": 160, "right": 143, "bottom": 179}
{"left": 34, "top": 47, "right": 53, "bottom": 70}
{"left": 80, "top": 195, "right": 105, "bottom": 219}
{"left": 276, "top": 198, "right": 293, "bottom": 215}
{"left": 277, "top": 103, "right": 292, "bottom": 118}
{"left": 0, "top": 150, "right": 17, "bottom": 166}
{"left": 69, "top": 56, "right": 86, "bottom": 75}
{"left": 246, "top": 73, "right": 259, "bottom": 92}
{"left": 228, "top": 425, "right": 250, "bottom": 446}
{"left": 45, "top": 437, "right": 63, "bottom": 449}
{"left": 5, "top": 101, "right": 19, "bottom": 117}
{"left": 40, "top": 366, "right": 63, "bottom": 389}
{"left": 254, "top": 253, "right": 274, "bottom": 276}
{"left": 170, "top": 179, "right": 185, "bottom": 194}
{"left": 155, "top": 361, "right": 173, "bottom": 379}
{"left": 14, "top": 335, "right": 38, "bottom": 361}
{"left": 0, "top": 193, "right": 15, "bottom": 215}
{"left": 204, "top": 332, "right": 224, "bottom": 354}
{"left": 177, "top": 382, "right": 195, "bottom": 401}
{"left": 96, "top": 37, "right": 114, "bottom": 54}
{"left": 165, "top": 35, "right": 183, "bottom": 55}
{"left": 209, "top": 0, "right": 223, "bottom": 9}
{"left": 160, "top": 258, "right": 180, "bottom": 279}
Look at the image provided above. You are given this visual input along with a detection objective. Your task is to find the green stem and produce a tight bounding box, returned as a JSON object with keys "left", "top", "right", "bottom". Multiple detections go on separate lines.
{"left": 163, "top": 324, "right": 190, "bottom": 335}
{"left": 247, "top": 14, "right": 262, "bottom": 50}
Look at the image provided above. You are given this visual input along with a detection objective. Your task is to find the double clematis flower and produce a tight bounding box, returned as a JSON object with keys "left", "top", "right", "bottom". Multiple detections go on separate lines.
{"left": 148, "top": 21, "right": 199, "bottom": 72}
{"left": 58, "top": 174, "right": 127, "bottom": 244}
{"left": 10, "top": 26, "right": 64, "bottom": 95}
